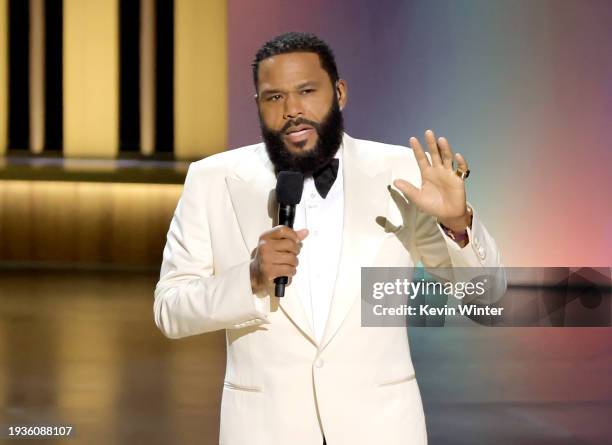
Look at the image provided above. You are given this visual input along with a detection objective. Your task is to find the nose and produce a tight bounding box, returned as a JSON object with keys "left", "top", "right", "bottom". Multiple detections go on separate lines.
{"left": 282, "top": 93, "right": 303, "bottom": 120}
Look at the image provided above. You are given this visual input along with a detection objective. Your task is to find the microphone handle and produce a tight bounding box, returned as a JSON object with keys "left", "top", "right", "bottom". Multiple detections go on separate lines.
{"left": 274, "top": 204, "right": 296, "bottom": 297}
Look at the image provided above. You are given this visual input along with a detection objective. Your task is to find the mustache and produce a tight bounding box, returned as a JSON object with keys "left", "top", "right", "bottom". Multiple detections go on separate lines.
{"left": 280, "top": 117, "right": 322, "bottom": 134}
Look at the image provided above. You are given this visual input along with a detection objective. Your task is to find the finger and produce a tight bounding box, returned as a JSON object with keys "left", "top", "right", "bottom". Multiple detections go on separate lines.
{"left": 262, "top": 265, "right": 296, "bottom": 281}
{"left": 273, "top": 239, "right": 301, "bottom": 255}
{"left": 260, "top": 238, "right": 299, "bottom": 257}
{"left": 437, "top": 137, "right": 454, "bottom": 169}
{"left": 277, "top": 265, "right": 297, "bottom": 278}
{"left": 392, "top": 179, "right": 421, "bottom": 203}
{"left": 271, "top": 265, "right": 297, "bottom": 279}
{"left": 409, "top": 136, "right": 430, "bottom": 171}
{"left": 271, "top": 253, "right": 298, "bottom": 267}
{"left": 424, "top": 129, "right": 442, "bottom": 167}
{"left": 269, "top": 225, "right": 299, "bottom": 242}
{"left": 295, "top": 228, "right": 309, "bottom": 241}
{"left": 455, "top": 152, "right": 469, "bottom": 172}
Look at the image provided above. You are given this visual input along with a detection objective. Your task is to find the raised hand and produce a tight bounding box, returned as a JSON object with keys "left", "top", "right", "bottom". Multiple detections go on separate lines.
{"left": 393, "top": 129, "right": 471, "bottom": 232}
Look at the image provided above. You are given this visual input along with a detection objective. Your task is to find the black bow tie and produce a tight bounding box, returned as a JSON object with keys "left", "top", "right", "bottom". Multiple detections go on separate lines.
{"left": 313, "top": 158, "right": 339, "bottom": 199}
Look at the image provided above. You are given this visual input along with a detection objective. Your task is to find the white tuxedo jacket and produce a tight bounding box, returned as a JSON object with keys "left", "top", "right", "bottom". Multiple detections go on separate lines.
{"left": 154, "top": 133, "right": 504, "bottom": 445}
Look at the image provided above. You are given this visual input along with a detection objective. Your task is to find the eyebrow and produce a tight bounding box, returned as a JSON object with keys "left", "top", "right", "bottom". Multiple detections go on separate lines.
{"left": 259, "top": 81, "right": 321, "bottom": 97}
{"left": 259, "top": 88, "right": 283, "bottom": 97}
{"left": 295, "top": 81, "right": 320, "bottom": 90}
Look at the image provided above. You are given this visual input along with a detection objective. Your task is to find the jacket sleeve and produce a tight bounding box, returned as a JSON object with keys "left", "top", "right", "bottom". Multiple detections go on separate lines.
{"left": 411, "top": 204, "right": 507, "bottom": 305}
{"left": 153, "top": 164, "right": 271, "bottom": 339}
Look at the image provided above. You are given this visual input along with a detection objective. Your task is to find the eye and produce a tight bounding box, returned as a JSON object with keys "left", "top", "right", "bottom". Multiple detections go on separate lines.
{"left": 267, "top": 94, "right": 282, "bottom": 102}
{"left": 300, "top": 88, "right": 315, "bottom": 95}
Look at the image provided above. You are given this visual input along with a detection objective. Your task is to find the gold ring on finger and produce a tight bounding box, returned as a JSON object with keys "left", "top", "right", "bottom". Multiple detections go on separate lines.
{"left": 455, "top": 168, "right": 470, "bottom": 180}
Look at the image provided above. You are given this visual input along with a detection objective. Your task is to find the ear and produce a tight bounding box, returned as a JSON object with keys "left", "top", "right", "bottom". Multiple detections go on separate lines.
{"left": 335, "top": 79, "right": 348, "bottom": 111}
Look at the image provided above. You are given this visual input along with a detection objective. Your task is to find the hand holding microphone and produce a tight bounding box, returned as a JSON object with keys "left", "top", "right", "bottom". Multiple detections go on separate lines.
{"left": 249, "top": 226, "right": 308, "bottom": 295}
{"left": 250, "top": 171, "right": 306, "bottom": 297}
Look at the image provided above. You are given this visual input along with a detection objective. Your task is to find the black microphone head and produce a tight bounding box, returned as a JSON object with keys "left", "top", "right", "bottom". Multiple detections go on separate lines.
{"left": 276, "top": 171, "right": 304, "bottom": 205}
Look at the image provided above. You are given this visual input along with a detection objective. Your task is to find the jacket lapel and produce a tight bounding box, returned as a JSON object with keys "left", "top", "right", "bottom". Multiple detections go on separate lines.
{"left": 225, "top": 147, "right": 276, "bottom": 256}
{"left": 225, "top": 145, "right": 318, "bottom": 346}
{"left": 319, "top": 134, "right": 392, "bottom": 351}
{"left": 224, "top": 136, "right": 392, "bottom": 349}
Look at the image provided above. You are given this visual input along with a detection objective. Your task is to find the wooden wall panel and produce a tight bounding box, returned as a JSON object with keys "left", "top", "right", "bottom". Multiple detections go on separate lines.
{"left": 0, "top": 181, "right": 34, "bottom": 259}
{"left": 140, "top": 0, "right": 155, "bottom": 156}
{"left": 29, "top": 0, "right": 45, "bottom": 154}
{"left": 174, "top": 0, "right": 227, "bottom": 160}
{"left": 0, "top": 0, "right": 7, "bottom": 155}
{"left": 63, "top": 0, "right": 118, "bottom": 158}
{"left": 0, "top": 181, "right": 182, "bottom": 267}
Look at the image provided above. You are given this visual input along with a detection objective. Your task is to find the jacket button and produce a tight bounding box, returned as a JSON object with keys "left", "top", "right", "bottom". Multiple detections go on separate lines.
{"left": 314, "top": 358, "right": 324, "bottom": 368}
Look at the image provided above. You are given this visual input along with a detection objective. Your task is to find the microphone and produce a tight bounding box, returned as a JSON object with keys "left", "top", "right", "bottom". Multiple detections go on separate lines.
{"left": 274, "top": 171, "right": 304, "bottom": 297}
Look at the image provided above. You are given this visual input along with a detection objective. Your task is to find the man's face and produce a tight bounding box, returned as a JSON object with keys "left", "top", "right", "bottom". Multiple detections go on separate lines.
{"left": 256, "top": 52, "right": 347, "bottom": 174}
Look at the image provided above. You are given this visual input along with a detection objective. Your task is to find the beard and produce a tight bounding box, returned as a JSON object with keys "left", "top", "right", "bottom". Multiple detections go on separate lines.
{"left": 259, "top": 98, "right": 344, "bottom": 177}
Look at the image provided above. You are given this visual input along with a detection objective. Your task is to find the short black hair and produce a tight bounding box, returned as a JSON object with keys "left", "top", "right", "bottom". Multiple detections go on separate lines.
{"left": 252, "top": 32, "right": 339, "bottom": 93}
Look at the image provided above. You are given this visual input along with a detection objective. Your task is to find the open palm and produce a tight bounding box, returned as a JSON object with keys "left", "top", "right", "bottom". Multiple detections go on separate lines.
{"left": 393, "top": 130, "right": 469, "bottom": 220}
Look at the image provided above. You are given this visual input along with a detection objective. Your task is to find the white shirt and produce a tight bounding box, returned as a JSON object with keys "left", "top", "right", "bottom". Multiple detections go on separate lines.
{"left": 292, "top": 148, "right": 344, "bottom": 344}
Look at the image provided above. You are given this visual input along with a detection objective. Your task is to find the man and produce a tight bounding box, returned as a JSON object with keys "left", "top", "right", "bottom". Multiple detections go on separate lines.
{"left": 154, "top": 32, "right": 504, "bottom": 445}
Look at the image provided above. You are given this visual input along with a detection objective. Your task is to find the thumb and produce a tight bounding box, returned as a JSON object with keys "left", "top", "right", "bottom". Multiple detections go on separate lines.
{"left": 393, "top": 179, "right": 420, "bottom": 202}
{"left": 296, "top": 228, "right": 309, "bottom": 241}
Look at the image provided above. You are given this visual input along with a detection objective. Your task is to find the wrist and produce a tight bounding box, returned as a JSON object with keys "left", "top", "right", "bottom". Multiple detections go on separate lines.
{"left": 250, "top": 261, "right": 263, "bottom": 294}
{"left": 438, "top": 205, "right": 472, "bottom": 233}
{"left": 438, "top": 206, "right": 473, "bottom": 247}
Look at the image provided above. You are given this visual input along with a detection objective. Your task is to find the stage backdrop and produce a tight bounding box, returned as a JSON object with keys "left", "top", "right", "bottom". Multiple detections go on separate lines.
{"left": 0, "top": 0, "right": 610, "bottom": 268}
{"left": 228, "top": 0, "right": 612, "bottom": 268}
